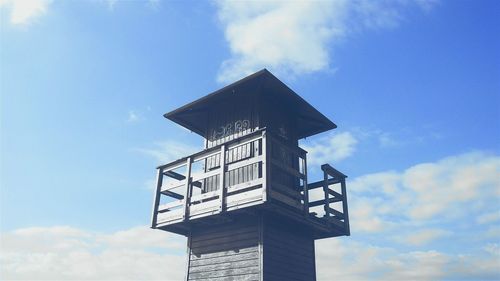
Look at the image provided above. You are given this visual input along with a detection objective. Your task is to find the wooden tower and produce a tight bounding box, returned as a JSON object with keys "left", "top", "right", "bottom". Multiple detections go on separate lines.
{"left": 151, "top": 69, "right": 350, "bottom": 281}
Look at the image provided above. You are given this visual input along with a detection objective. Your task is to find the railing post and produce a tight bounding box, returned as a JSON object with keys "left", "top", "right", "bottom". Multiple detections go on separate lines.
{"left": 151, "top": 167, "right": 163, "bottom": 228}
{"left": 302, "top": 155, "right": 309, "bottom": 216}
{"left": 323, "top": 170, "right": 330, "bottom": 219}
{"left": 340, "top": 177, "right": 350, "bottom": 235}
{"left": 218, "top": 145, "right": 226, "bottom": 212}
{"left": 182, "top": 157, "right": 192, "bottom": 221}
{"left": 261, "top": 131, "right": 269, "bottom": 202}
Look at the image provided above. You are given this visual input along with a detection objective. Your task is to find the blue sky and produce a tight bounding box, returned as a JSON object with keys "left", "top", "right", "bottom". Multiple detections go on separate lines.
{"left": 1, "top": 0, "right": 499, "bottom": 280}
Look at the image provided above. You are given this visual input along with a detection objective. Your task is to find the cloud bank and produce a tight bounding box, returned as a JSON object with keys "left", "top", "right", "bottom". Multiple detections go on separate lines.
{"left": 215, "top": 0, "right": 438, "bottom": 83}
{"left": 2, "top": 151, "right": 499, "bottom": 280}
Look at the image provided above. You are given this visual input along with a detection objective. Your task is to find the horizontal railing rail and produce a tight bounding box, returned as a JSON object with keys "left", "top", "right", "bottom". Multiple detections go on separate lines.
{"left": 307, "top": 164, "right": 349, "bottom": 235}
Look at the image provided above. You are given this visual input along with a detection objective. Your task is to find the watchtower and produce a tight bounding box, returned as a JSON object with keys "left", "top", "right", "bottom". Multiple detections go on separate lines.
{"left": 151, "top": 69, "right": 350, "bottom": 281}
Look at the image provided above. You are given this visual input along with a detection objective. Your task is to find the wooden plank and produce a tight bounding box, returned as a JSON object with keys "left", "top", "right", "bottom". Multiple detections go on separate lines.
{"left": 192, "top": 227, "right": 257, "bottom": 244}
{"left": 321, "top": 163, "right": 348, "bottom": 178}
{"left": 182, "top": 157, "right": 192, "bottom": 221}
{"left": 189, "top": 266, "right": 259, "bottom": 279}
{"left": 157, "top": 200, "right": 183, "bottom": 212}
{"left": 190, "top": 247, "right": 257, "bottom": 261}
{"left": 191, "top": 232, "right": 258, "bottom": 249}
{"left": 308, "top": 196, "right": 342, "bottom": 207}
{"left": 190, "top": 273, "right": 260, "bottom": 281}
{"left": 328, "top": 188, "right": 343, "bottom": 198}
{"left": 191, "top": 168, "right": 220, "bottom": 182}
{"left": 271, "top": 182, "right": 302, "bottom": 200}
{"left": 162, "top": 190, "right": 184, "bottom": 200}
{"left": 304, "top": 178, "right": 341, "bottom": 190}
{"left": 226, "top": 188, "right": 264, "bottom": 208}
{"left": 189, "top": 258, "right": 259, "bottom": 273}
{"left": 226, "top": 178, "right": 263, "bottom": 194}
{"left": 150, "top": 168, "right": 163, "bottom": 228}
{"left": 271, "top": 159, "right": 304, "bottom": 179}
{"left": 269, "top": 190, "right": 302, "bottom": 210}
{"left": 190, "top": 190, "right": 219, "bottom": 203}
{"left": 226, "top": 155, "right": 264, "bottom": 172}
{"left": 326, "top": 216, "right": 345, "bottom": 229}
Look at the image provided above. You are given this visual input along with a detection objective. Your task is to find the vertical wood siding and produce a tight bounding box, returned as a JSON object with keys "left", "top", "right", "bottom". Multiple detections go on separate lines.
{"left": 187, "top": 222, "right": 261, "bottom": 281}
{"left": 263, "top": 222, "right": 316, "bottom": 281}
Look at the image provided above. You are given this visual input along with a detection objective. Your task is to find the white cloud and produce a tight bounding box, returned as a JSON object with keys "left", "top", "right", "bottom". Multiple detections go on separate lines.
{"left": 349, "top": 152, "right": 500, "bottom": 236}
{"left": 316, "top": 239, "right": 500, "bottom": 280}
{"left": 399, "top": 228, "right": 450, "bottom": 246}
{"left": 214, "top": 0, "right": 438, "bottom": 83}
{"left": 302, "top": 131, "right": 358, "bottom": 166}
{"left": 0, "top": 0, "right": 52, "bottom": 25}
{"left": 0, "top": 225, "right": 186, "bottom": 280}
{"left": 136, "top": 140, "right": 198, "bottom": 164}
{"left": 477, "top": 211, "right": 500, "bottom": 225}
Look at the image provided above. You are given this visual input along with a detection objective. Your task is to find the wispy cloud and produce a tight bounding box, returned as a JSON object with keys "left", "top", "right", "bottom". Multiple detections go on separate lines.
{"left": 349, "top": 152, "right": 500, "bottom": 236}
{"left": 136, "top": 140, "right": 198, "bottom": 164}
{"left": 0, "top": 226, "right": 185, "bottom": 280}
{"left": 302, "top": 131, "right": 358, "bottom": 166}
{"left": 214, "top": 0, "right": 438, "bottom": 83}
{"left": 126, "top": 110, "right": 141, "bottom": 123}
{"left": 316, "top": 239, "right": 500, "bottom": 280}
{"left": 0, "top": 0, "right": 53, "bottom": 25}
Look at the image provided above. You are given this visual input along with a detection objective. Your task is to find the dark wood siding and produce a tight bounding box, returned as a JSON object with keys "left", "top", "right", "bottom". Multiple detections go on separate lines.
{"left": 202, "top": 139, "right": 262, "bottom": 193}
{"left": 187, "top": 221, "right": 261, "bottom": 281}
{"left": 263, "top": 221, "right": 316, "bottom": 281}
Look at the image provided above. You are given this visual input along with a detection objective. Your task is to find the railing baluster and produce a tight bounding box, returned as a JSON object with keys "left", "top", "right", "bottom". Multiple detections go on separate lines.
{"left": 182, "top": 157, "right": 192, "bottom": 221}
{"left": 151, "top": 167, "right": 164, "bottom": 228}
{"left": 218, "top": 145, "right": 226, "bottom": 212}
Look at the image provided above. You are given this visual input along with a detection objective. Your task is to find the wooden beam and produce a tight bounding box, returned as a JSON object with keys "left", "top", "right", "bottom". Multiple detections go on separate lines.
{"left": 164, "top": 170, "right": 202, "bottom": 188}
{"left": 341, "top": 178, "right": 350, "bottom": 236}
{"left": 327, "top": 188, "right": 343, "bottom": 199}
{"left": 151, "top": 168, "right": 164, "bottom": 228}
{"left": 182, "top": 157, "right": 192, "bottom": 221}
{"left": 302, "top": 156, "right": 309, "bottom": 216}
{"left": 304, "top": 178, "right": 342, "bottom": 190}
{"left": 325, "top": 207, "right": 344, "bottom": 219}
{"left": 321, "top": 164, "right": 347, "bottom": 179}
{"left": 308, "top": 197, "right": 342, "bottom": 207}
{"left": 163, "top": 190, "right": 184, "bottom": 200}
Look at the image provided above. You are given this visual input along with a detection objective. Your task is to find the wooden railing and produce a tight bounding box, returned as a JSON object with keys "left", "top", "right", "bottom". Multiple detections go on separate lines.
{"left": 151, "top": 129, "right": 267, "bottom": 227}
{"left": 307, "top": 165, "right": 350, "bottom": 235}
{"left": 151, "top": 128, "right": 349, "bottom": 236}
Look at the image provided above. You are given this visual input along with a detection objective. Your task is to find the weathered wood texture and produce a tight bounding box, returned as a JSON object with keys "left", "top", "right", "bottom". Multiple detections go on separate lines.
{"left": 262, "top": 219, "right": 316, "bottom": 281}
{"left": 187, "top": 221, "right": 261, "bottom": 281}
{"left": 185, "top": 216, "right": 317, "bottom": 281}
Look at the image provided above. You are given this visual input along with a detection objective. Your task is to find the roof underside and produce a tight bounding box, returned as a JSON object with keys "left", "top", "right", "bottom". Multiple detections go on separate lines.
{"left": 164, "top": 69, "right": 336, "bottom": 139}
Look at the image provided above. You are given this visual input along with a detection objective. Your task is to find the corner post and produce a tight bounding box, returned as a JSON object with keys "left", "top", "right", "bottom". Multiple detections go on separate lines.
{"left": 302, "top": 155, "right": 309, "bottom": 216}
{"left": 151, "top": 167, "right": 164, "bottom": 228}
{"left": 261, "top": 131, "right": 269, "bottom": 202}
{"left": 218, "top": 145, "right": 226, "bottom": 212}
{"left": 183, "top": 157, "right": 192, "bottom": 221}
{"left": 340, "top": 177, "right": 350, "bottom": 235}
{"left": 322, "top": 169, "right": 330, "bottom": 219}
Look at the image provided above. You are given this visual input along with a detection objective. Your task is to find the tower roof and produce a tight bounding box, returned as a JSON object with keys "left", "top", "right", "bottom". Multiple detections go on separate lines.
{"left": 164, "top": 69, "right": 336, "bottom": 139}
